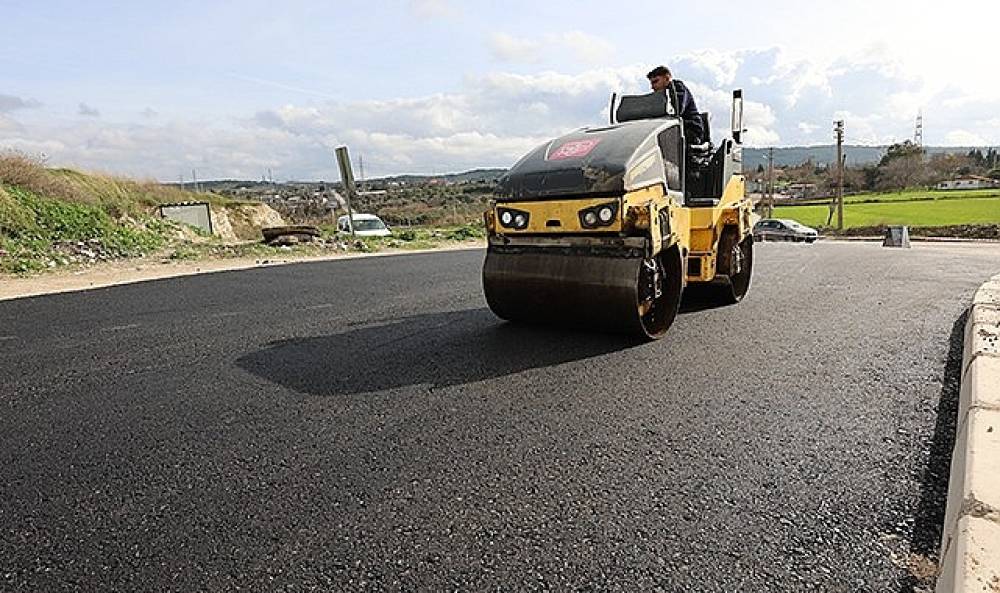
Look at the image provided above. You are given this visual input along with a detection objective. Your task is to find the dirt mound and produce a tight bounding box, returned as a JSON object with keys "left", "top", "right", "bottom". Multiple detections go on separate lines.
{"left": 211, "top": 204, "right": 285, "bottom": 241}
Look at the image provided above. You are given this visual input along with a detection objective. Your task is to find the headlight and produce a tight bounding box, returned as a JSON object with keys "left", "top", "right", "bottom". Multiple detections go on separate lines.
{"left": 578, "top": 201, "right": 619, "bottom": 228}
{"left": 497, "top": 207, "right": 529, "bottom": 230}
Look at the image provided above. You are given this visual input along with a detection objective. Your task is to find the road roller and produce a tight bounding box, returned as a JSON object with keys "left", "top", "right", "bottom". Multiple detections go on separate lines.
{"left": 482, "top": 87, "right": 754, "bottom": 339}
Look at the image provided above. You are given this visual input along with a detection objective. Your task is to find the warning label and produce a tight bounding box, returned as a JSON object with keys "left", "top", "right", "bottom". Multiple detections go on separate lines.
{"left": 547, "top": 139, "right": 601, "bottom": 161}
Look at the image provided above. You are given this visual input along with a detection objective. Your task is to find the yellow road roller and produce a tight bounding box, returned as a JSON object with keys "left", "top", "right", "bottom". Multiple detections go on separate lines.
{"left": 482, "top": 88, "right": 754, "bottom": 339}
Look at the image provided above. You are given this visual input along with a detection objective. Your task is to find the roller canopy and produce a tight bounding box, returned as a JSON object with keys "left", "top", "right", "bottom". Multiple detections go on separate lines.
{"left": 496, "top": 119, "right": 681, "bottom": 202}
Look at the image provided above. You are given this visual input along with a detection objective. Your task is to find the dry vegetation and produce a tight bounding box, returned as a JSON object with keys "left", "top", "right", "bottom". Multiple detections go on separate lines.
{"left": 0, "top": 152, "right": 228, "bottom": 273}
{"left": 0, "top": 153, "right": 485, "bottom": 275}
{"left": 0, "top": 152, "right": 219, "bottom": 215}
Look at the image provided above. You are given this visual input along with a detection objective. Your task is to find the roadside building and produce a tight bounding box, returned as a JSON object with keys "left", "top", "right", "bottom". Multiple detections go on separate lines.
{"left": 787, "top": 182, "right": 818, "bottom": 199}
{"left": 936, "top": 175, "right": 1000, "bottom": 190}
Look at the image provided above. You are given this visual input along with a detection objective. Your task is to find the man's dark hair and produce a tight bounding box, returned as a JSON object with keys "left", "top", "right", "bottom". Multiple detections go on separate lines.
{"left": 647, "top": 65, "right": 671, "bottom": 79}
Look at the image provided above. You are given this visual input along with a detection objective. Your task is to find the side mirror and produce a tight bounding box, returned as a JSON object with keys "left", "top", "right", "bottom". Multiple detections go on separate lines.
{"left": 731, "top": 89, "right": 744, "bottom": 144}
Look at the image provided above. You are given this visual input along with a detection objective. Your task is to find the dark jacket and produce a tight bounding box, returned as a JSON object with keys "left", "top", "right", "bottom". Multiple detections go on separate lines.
{"left": 671, "top": 79, "right": 704, "bottom": 145}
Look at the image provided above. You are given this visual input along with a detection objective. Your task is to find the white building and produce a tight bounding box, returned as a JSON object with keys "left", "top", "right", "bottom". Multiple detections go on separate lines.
{"left": 936, "top": 176, "right": 1000, "bottom": 190}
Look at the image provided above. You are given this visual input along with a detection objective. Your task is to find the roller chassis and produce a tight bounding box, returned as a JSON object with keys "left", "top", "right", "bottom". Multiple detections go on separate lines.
{"left": 483, "top": 88, "right": 752, "bottom": 339}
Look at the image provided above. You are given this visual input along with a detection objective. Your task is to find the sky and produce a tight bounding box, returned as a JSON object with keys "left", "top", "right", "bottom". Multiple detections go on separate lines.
{"left": 2, "top": 0, "right": 999, "bottom": 180}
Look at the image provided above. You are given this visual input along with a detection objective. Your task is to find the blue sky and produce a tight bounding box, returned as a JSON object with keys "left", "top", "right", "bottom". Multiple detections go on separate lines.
{"left": 2, "top": 0, "right": 999, "bottom": 180}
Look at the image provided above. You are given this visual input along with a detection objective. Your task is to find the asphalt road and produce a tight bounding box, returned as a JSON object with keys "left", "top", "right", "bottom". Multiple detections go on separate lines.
{"left": 2, "top": 241, "right": 999, "bottom": 592}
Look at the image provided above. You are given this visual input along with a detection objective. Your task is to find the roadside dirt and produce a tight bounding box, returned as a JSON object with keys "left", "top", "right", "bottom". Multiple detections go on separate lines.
{"left": 834, "top": 224, "right": 1000, "bottom": 240}
{"left": 0, "top": 242, "right": 484, "bottom": 301}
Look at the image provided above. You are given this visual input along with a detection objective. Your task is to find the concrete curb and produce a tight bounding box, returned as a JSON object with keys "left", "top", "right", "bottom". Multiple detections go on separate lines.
{"left": 818, "top": 236, "right": 1000, "bottom": 243}
{"left": 937, "top": 272, "right": 1000, "bottom": 592}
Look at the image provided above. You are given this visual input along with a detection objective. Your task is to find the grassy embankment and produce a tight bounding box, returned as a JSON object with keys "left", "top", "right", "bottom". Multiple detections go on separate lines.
{"left": 0, "top": 154, "right": 484, "bottom": 275}
{"left": 0, "top": 155, "right": 210, "bottom": 273}
{"left": 772, "top": 188, "right": 1000, "bottom": 235}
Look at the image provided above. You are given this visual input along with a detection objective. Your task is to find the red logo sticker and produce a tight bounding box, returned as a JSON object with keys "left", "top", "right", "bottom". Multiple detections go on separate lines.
{"left": 547, "top": 138, "right": 601, "bottom": 161}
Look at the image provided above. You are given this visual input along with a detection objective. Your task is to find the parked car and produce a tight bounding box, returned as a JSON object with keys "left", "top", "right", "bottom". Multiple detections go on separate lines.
{"left": 753, "top": 218, "right": 819, "bottom": 243}
{"left": 337, "top": 213, "right": 392, "bottom": 237}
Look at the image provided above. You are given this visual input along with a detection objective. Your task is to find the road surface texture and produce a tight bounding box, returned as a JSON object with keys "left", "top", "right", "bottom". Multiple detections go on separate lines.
{"left": 2, "top": 241, "right": 999, "bottom": 592}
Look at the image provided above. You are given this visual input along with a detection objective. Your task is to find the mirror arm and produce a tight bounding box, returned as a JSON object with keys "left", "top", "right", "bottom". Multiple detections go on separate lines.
{"left": 732, "top": 89, "right": 744, "bottom": 144}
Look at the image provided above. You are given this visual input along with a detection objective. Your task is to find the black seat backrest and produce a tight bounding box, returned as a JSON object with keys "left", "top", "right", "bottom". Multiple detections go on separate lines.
{"left": 616, "top": 92, "right": 671, "bottom": 123}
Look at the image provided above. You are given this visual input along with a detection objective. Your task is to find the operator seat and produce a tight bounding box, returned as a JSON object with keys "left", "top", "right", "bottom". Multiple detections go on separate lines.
{"left": 688, "top": 112, "right": 712, "bottom": 157}
{"left": 685, "top": 112, "right": 724, "bottom": 205}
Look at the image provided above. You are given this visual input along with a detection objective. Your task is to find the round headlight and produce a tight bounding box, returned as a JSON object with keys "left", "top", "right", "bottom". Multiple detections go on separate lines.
{"left": 513, "top": 214, "right": 527, "bottom": 228}
{"left": 598, "top": 206, "right": 614, "bottom": 223}
{"left": 583, "top": 211, "right": 598, "bottom": 226}
{"left": 500, "top": 211, "right": 513, "bottom": 225}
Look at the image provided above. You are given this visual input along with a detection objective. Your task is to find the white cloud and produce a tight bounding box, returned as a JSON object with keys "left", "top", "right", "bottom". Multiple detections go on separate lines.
{"left": 488, "top": 33, "right": 542, "bottom": 64}
{"left": 0, "top": 115, "right": 24, "bottom": 133}
{"left": 0, "top": 94, "right": 41, "bottom": 113}
{"left": 489, "top": 31, "right": 615, "bottom": 66}
{"left": 945, "top": 130, "right": 987, "bottom": 146}
{"left": 6, "top": 45, "right": 1000, "bottom": 180}
{"left": 78, "top": 103, "right": 100, "bottom": 117}
{"left": 409, "top": 0, "right": 459, "bottom": 19}
{"left": 552, "top": 31, "right": 614, "bottom": 65}
{"left": 669, "top": 50, "right": 740, "bottom": 87}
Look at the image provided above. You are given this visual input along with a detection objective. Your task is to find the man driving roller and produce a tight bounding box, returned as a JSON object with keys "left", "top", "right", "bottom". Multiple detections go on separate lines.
{"left": 647, "top": 65, "right": 705, "bottom": 145}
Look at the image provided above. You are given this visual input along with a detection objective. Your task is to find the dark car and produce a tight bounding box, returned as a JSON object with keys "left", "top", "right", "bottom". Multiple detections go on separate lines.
{"left": 753, "top": 218, "right": 819, "bottom": 243}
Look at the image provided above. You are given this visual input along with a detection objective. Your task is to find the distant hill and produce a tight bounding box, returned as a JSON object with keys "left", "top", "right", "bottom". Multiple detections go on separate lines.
{"left": 742, "top": 145, "right": 986, "bottom": 170}
{"left": 374, "top": 148, "right": 985, "bottom": 181}
{"left": 373, "top": 168, "right": 508, "bottom": 185}
{"left": 188, "top": 148, "right": 993, "bottom": 189}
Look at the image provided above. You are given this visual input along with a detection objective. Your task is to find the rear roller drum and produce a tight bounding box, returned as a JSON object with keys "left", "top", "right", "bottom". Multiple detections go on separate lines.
{"left": 713, "top": 231, "right": 753, "bottom": 304}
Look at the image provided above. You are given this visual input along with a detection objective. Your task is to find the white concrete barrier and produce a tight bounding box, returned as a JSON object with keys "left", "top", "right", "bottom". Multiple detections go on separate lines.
{"left": 937, "top": 273, "right": 1000, "bottom": 592}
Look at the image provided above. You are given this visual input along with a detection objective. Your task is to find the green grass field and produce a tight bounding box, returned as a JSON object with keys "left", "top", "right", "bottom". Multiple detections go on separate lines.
{"left": 842, "top": 188, "right": 1000, "bottom": 204}
{"left": 773, "top": 194, "right": 1000, "bottom": 229}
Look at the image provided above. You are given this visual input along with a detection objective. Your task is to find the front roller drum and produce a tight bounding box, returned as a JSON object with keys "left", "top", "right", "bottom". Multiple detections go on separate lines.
{"left": 482, "top": 246, "right": 683, "bottom": 339}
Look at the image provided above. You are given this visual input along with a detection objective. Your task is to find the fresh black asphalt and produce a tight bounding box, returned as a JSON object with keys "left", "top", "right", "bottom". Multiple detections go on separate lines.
{"left": 2, "top": 241, "right": 999, "bottom": 592}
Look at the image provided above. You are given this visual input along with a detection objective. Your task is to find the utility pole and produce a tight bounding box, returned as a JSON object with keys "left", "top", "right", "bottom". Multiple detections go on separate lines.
{"left": 335, "top": 146, "right": 357, "bottom": 237}
{"left": 834, "top": 120, "right": 845, "bottom": 230}
{"left": 766, "top": 147, "right": 775, "bottom": 218}
{"left": 358, "top": 154, "right": 365, "bottom": 193}
{"left": 192, "top": 169, "right": 199, "bottom": 194}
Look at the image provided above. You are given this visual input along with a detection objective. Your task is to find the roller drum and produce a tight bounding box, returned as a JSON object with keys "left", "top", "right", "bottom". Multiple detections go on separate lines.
{"left": 483, "top": 248, "right": 649, "bottom": 336}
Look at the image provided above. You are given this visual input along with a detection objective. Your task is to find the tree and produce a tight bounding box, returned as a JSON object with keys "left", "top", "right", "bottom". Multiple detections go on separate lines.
{"left": 927, "top": 153, "right": 973, "bottom": 184}
{"left": 877, "top": 156, "right": 927, "bottom": 191}
{"left": 861, "top": 166, "right": 879, "bottom": 191}
{"left": 879, "top": 141, "right": 924, "bottom": 167}
{"left": 967, "top": 148, "right": 986, "bottom": 168}
{"left": 873, "top": 141, "right": 929, "bottom": 190}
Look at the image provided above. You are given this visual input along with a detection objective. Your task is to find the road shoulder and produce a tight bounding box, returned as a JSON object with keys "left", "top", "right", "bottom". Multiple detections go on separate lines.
{"left": 937, "top": 272, "right": 1000, "bottom": 592}
{"left": 0, "top": 242, "right": 484, "bottom": 302}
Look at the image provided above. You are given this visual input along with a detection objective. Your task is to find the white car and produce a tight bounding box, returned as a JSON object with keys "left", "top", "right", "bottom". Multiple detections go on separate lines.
{"left": 337, "top": 213, "right": 392, "bottom": 237}
{"left": 753, "top": 218, "right": 819, "bottom": 243}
